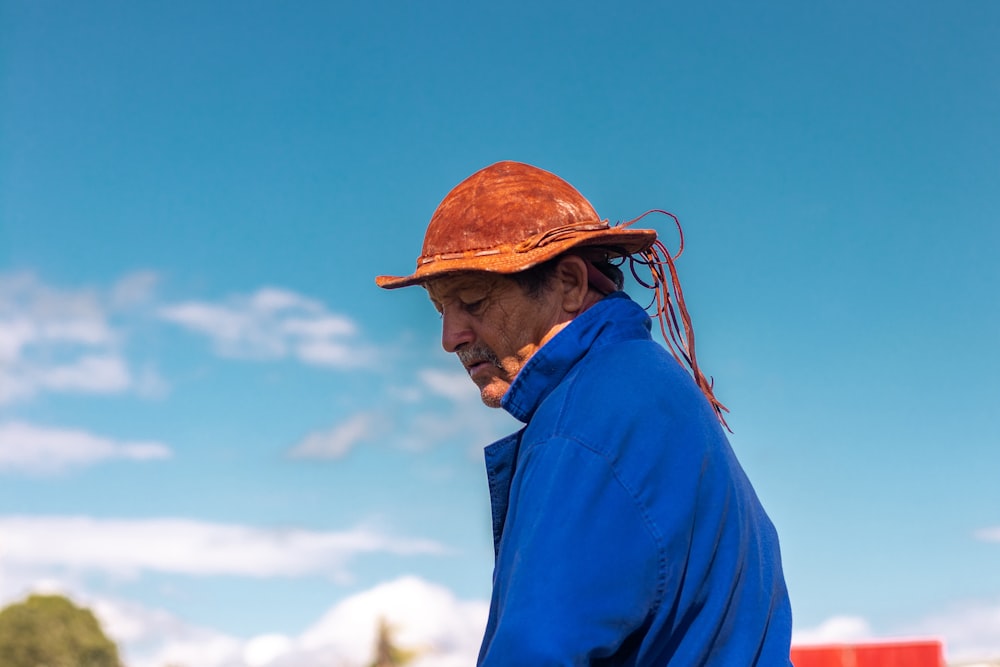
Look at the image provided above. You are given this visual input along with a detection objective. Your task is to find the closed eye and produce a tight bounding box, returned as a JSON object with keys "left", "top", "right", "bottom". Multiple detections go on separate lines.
{"left": 461, "top": 299, "right": 485, "bottom": 315}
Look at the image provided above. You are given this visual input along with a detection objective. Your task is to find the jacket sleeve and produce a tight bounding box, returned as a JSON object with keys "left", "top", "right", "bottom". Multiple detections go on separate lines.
{"left": 478, "top": 435, "right": 662, "bottom": 666}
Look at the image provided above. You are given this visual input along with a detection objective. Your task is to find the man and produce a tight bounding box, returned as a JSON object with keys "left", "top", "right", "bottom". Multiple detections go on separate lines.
{"left": 376, "top": 161, "right": 792, "bottom": 665}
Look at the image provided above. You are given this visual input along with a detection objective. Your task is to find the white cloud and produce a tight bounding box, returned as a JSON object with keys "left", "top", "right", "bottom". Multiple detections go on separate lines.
{"left": 93, "top": 596, "right": 245, "bottom": 667}
{"left": 31, "top": 354, "right": 131, "bottom": 393}
{"left": 244, "top": 634, "right": 295, "bottom": 667}
{"left": 0, "top": 271, "right": 155, "bottom": 404}
{"left": 133, "top": 363, "right": 171, "bottom": 399}
{"left": 0, "top": 422, "right": 171, "bottom": 474}
{"left": 1, "top": 575, "right": 487, "bottom": 667}
{"left": 375, "top": 367, "right": 517, "bottom": 455}
{"left": 904, "top": 598, "right": 1000, "bottom": 663}
{"left": 295, "top": 338, "right": 357, "bottom": 366}
{"left": 793, "top": 615, "right": 873, "bottom": 645}
{"left": 281, "top": 314, "right": 355, "bottom": 338}
{"left": 419, "top": 369, "right": 479, "bottom": 403}
{"left": 293, "top": 576, "right": 488, "bottom": 667}
{"left": 20, "top": 579, "right": 1000, "bottom": 667}
{"left": 0, "top": 273, "right": 114, "bottom": 345}
{"left": 0, "top": 516, "right": 445, "bottom": 579}
{"left": 288, "top": 413, "right": 381, "bottom": 460}
{"left": 125, "top": 576, "right": 484, "bottom": 667}
{"left": 159, "top": 287, "right": 373, "bottom": 369}
{"left": 286, "top": 367, "right": 515, "bottom": 461}
{"left": 398, "top": 391, "right": 517, "bottom": 456}
{"left": 974, "top": 526, "right": 1000, "bottom": 542}
{"left": 109, "top": 271, "right": 160, "bottom": 309}
{"left": 794, "top": 604, "right": 1000, "bottom": 664}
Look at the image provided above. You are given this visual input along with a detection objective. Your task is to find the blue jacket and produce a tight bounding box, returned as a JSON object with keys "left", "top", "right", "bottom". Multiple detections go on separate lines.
{"left": 477, "top": 292, "right": 792, "bottom": 666}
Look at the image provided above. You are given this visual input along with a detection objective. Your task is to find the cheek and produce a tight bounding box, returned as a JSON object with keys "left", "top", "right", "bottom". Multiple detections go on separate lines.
{"left": 492, "top": 324, "right": 529, "bottom": 360}
{"left": 492, "top": 331, "right": 539, "bottom": 378}
{"left": 479, "top": 295, "right": 554, "bottom": 365}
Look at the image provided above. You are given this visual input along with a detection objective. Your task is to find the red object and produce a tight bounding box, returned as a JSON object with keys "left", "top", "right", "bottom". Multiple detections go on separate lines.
{"left": 791, "top": 639, "right": 944, "bottom": 667}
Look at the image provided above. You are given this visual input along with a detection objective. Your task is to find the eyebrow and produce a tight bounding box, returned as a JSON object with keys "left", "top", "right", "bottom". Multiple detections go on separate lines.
{"left": 426, "top": 277, "right": 492, "bottom": 302}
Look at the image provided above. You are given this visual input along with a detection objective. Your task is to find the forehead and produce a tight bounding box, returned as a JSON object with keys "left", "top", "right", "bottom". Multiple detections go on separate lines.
{"left": 424, "top": 272, "right": 513, "bottom": 302}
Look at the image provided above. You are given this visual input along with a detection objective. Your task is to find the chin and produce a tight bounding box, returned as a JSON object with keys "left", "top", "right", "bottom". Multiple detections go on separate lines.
{"left": 478, "top": 383, "right": 507, "bottom": 408}
{"left": 479, "top": 392, "right": 504, "bottom": 409}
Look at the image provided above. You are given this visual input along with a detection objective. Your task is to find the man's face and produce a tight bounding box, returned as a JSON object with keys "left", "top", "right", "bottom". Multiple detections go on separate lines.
{"left": 425, "top": 272, "right": 568, "bottom": 408}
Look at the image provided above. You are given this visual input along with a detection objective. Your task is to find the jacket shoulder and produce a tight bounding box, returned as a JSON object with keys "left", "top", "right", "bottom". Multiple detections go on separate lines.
{"left": 527, "top": 338, "right": 722, "bottom": 457}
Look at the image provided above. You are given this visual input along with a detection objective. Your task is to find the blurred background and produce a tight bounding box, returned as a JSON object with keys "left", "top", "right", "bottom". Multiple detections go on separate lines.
{"left": 1, "top": 1, "right": 998, "bottom": 665}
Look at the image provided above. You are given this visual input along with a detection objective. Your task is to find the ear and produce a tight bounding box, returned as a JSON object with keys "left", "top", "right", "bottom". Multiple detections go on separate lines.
{"left": 553, "top": 255, "right": 593, "bottom": 314}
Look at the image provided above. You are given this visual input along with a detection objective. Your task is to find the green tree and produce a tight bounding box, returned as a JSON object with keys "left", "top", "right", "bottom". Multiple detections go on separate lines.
{"left": 368, "top": 617, "right": 417, "bottom": 667}
{"left": 0, "top": 593, "right": 122, "bottom": 667}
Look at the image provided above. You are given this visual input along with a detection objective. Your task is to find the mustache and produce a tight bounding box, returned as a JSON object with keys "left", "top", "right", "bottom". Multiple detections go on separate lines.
{"left": 457, "top": 344, "right": 502, "bottom": 370}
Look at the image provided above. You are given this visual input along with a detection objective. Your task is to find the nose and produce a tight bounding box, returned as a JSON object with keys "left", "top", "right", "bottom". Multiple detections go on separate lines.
{"left": 440, "top": 306, "right": 474, "bottom": 353}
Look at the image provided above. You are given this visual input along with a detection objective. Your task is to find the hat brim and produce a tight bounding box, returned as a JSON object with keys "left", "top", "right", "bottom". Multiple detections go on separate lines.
{"left": 376, "top": 227, "right": 657, "bottom": 290}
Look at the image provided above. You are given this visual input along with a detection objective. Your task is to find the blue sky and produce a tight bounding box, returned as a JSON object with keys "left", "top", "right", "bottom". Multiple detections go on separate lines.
{"left": 2, "top": 1, "right": 999, "bottom": 665}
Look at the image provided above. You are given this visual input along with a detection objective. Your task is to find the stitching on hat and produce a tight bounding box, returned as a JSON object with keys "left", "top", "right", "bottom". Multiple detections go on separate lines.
{"left": 513, "top": 221, "right": 610, "bottom": 253}
{"left": 417, "top": 220, "right": 628, "bottom": 266}
{"left": 414, "top": 220, "right": 658, "bottom": 268}
{"left": 417, "top": 247, "right": 509, "bottom": 265}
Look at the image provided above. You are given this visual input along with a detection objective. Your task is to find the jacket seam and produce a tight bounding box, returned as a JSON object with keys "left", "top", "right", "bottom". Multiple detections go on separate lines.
{"left": 519, "top": 431, "right": 668, "bottom": 620}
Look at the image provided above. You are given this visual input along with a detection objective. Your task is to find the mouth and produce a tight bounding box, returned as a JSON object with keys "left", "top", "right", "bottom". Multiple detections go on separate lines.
{"left": 458, "top": 345, "right": 501, "bottom": 379}
{"left": 465, "top": 359, "right": 494, "bottom": 377}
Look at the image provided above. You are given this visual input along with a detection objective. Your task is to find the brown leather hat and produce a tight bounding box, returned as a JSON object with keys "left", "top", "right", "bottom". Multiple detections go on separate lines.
{"left": 377, "top": 160, "right": 731, "bottom": 428}
{"left": 375, "top": 161, "right": 658, "bottom": 289}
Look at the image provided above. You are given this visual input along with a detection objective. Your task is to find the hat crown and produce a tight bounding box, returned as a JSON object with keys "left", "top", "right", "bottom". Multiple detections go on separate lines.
{"left": 375, "top": 161, "right": 655, "bottom": 290}
{"left": 420, "top": 161, "right": 601, "bottom": 260}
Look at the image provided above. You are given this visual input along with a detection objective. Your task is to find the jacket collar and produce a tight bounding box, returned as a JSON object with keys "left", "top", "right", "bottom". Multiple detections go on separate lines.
{"left": 500, "top": 292, "right": 652, "bottom": 423}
